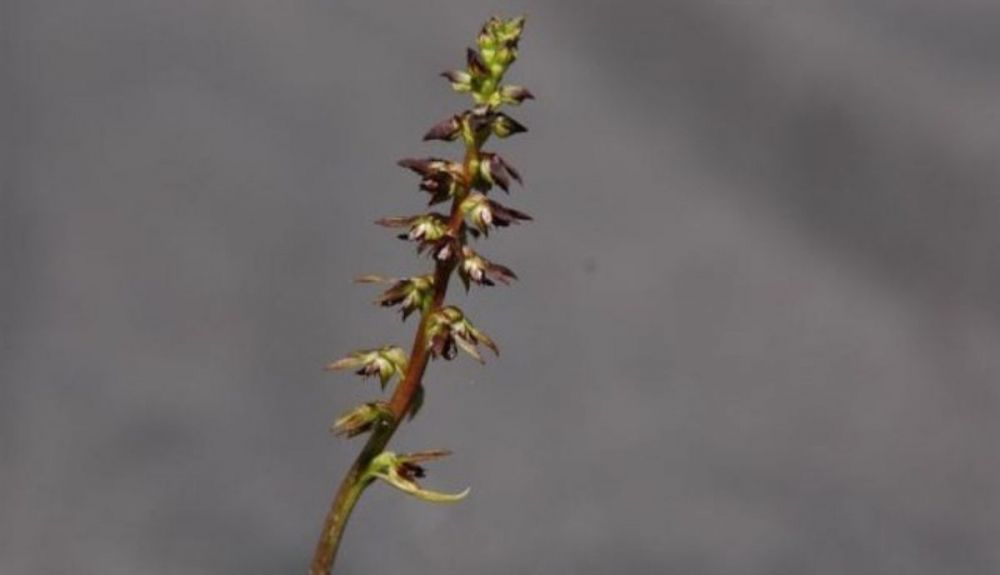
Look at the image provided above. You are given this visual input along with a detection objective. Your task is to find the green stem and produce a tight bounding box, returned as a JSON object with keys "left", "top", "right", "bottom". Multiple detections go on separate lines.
{"left": 309, "top": 466, "right": 368, "bottom": 575}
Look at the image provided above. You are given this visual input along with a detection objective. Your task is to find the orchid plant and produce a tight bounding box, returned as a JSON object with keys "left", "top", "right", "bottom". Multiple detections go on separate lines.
{"left": 310, "top": 16, "right": 533, "bottom": 574}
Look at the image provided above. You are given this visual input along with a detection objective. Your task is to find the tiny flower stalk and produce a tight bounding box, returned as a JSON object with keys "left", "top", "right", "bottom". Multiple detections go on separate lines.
{"left": 310, "top": 16, "right": 533, "bottom": 575}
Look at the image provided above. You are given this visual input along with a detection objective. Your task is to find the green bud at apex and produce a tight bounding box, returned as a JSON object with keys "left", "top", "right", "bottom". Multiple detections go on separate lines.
{"left": 311, "top": 16, "right": 534, "bottom": 574}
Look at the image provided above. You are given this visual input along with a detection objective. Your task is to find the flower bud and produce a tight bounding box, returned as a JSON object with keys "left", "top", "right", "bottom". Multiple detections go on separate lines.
{"left": 491, "top": 112, "right": 527, "bottom": 138}
{"left": 478, "top": 15, "right": 525, "bottom": 52}
{"left": 363, "top": 450, "right": 469, "bottom": 504}
{"left": 331, "top": 401, "right": 393, "bottom": 438}
{"left": 461, "top": 193, "right": 533, "bottom": 237}
{"left": 325, "top": 346, "right": 409, "bottom": 389}
{"left": 440, "top": 70, "right": 472, "bottom": 93}
{"left": 477, "top": 17, "right": 502, "bottom": 50}
{"left": 499, "top": 84, "right": 534, "bottom": 105}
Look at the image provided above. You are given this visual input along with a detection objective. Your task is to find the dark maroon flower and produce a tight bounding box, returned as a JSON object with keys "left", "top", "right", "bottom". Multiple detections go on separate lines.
{"left": 398, "top": 157, "right": 464, "bottom": 204}
{"left": 477, "top": 152, "right": 522, "bottom": 192}
{"left": 423, "top": 115, "right": 463, "bottom": 142}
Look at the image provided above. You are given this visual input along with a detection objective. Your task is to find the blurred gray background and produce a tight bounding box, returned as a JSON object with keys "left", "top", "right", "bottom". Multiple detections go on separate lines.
{"left": 4, "top": 1, "right": 1000, "bottom": 573}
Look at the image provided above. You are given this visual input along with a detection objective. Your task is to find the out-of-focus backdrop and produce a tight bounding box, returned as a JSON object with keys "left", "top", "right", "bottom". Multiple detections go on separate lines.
{"left": 4, "top": 1, "right": 1000, "bottom": 573}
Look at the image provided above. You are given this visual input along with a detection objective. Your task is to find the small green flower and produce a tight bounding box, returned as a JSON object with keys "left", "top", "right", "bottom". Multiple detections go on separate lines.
{"left": 356, "top": 274, "right": 435, "bottom": 320}
{"left": 376, "top": 213, "right": 449, "bottom": 246}
{"left": 461, "top": 192, "right": 533, "bottom": 237}
{"left": 330, "top": 401, "right": 393, "bottom": 438}
{"left": 426, "top": 306, "right": 498, "bottom": 362}
{"left": 363, "top": 450, "right": 469, "bottom": 504}
{"left": 458, "top": 246, "right": 517, "bottom": 290}
{"left": 325, "top": 346, "right": 409, "bottom": 389}
{"left": 441, "top": 70, "right": 472, "bottom": 93}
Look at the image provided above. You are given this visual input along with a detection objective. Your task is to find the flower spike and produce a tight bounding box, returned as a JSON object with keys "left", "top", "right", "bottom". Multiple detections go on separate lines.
{"left": 313, "top": 16, "right": 534, "bottom": 573}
